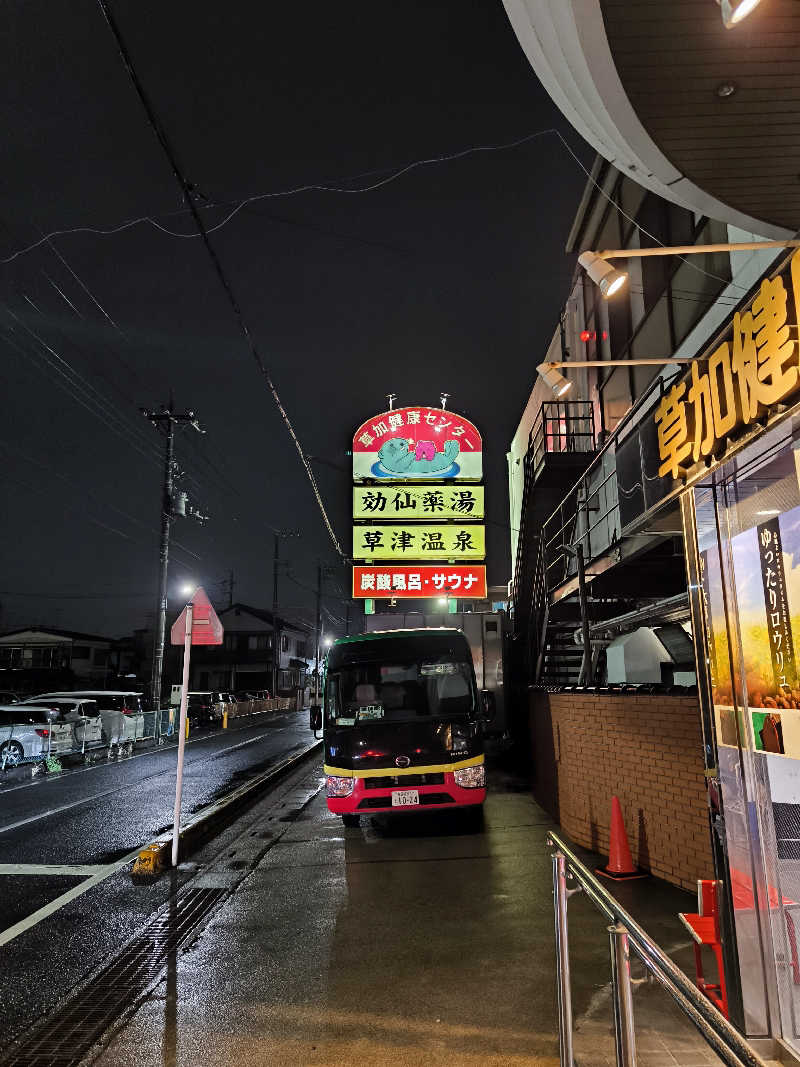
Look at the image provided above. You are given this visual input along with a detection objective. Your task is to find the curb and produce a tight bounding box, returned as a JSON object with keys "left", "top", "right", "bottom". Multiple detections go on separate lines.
{"left": 132, "top": 739, "right": 323, "bottom": 879}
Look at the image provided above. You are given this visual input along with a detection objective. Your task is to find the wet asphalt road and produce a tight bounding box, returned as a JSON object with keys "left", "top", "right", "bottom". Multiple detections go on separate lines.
{"left": 0, "top": 709, "right": 316, "bottom": 1043}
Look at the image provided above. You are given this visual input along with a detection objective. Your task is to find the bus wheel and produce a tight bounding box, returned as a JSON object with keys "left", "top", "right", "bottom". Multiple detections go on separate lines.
{"left": 342, "top": 814, "right": 360, "bottom": 827}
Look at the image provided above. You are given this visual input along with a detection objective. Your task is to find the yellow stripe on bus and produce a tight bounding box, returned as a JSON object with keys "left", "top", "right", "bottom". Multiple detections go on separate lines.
{"left": 323, "top": 754, "right": 484, "bottom": 779}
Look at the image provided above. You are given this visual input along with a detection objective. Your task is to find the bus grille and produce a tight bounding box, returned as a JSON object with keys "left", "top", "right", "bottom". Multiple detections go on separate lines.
{"left": 364, "top": 773, "right": 444, "bottom": 790}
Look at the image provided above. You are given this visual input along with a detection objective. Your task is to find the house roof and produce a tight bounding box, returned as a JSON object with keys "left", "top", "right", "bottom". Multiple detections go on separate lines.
{"left": 0, "top": 626, "right": 114, "bottom": 644}
{"left": 221, "top": 604, "right": 311, "bottom": 634}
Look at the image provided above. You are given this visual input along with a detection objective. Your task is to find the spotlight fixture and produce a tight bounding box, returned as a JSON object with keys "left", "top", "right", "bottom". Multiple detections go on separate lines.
{"left": 718, "top": 0, "right": 763, "bottom": 28}
{"left": 577, "top": 251, "right": 627, "bottom": 298}
{"left": 536, "top": 363, "right": 573, "bottom": 397}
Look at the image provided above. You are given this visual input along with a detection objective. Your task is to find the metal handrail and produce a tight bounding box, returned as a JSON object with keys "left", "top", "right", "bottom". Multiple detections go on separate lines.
{"left": 548, "top": 831, "right": 769, "bottom": 1067}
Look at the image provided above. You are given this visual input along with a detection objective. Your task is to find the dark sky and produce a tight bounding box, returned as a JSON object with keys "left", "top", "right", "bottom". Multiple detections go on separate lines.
{"left": 1, "top": 1, "right": 590, "bottom": 638}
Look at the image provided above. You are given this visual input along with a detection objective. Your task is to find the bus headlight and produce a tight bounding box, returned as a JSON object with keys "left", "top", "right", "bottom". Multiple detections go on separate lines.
{"left": 453, "top": 764, "right": 485, "bottom": 789}
{"left": 326, "top": 775, "right": 355, "bottom": 798}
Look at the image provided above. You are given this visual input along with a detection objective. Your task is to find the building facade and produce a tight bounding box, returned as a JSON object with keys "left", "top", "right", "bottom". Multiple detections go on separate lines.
{"left": 187, "top": 603, "right": 312, "bottom": 701}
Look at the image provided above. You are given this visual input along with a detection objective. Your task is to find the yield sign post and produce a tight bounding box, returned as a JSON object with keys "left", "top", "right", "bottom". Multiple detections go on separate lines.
{"left": 169, "top": 587, "right": 223, "bottom": 867}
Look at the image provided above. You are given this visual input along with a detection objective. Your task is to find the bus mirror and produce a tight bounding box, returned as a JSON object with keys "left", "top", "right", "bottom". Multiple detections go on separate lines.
{"left": 481, "top": 690, "right": 496, "bottom": 723}
{"left": 310, "top": 705, "right": 322, "bottom": 735}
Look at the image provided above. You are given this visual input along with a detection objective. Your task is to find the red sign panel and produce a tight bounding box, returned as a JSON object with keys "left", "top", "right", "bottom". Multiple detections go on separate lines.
{"left": 352, "top": 565, "right": 487, "bottom": 599}
{"left": 170, "top": 587, "right": 224, "bottom": 646}
{"left": 352, "top": 405, "right": 482, "bottom": 482}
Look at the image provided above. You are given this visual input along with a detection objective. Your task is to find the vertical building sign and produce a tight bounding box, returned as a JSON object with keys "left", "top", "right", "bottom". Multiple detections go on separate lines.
{"left": 351, "top": 403, "right": 486, "bottom": 598}
{"left": 758, "top": 518, "right": 797, "bottom": 692}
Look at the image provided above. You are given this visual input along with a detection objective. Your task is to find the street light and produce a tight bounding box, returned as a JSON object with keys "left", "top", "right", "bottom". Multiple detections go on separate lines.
{"left": 438, "top": 597, "right": 448, "bottom": 606}
{"left": 324, "top": 636, "right": 334, "bottom": 647}
{"left": 579, "top": 237, "right": 800, "bottom": 298}
{"left": 180, "top": 583, "right": 196, "bottom": 597}
{"left": 718, "top": 0, "right": 763, "bottom": 28}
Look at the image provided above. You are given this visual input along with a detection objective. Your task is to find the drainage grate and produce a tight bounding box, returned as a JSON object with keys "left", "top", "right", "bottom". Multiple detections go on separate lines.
{"left": 3, "top": 887, "right": 227, "bottom": 1067}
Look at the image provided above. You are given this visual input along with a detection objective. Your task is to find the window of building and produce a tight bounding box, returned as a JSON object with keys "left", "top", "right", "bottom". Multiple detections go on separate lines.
{"left": 247, "top": 635, "right": 270, "bottom": 651}
{"left": 93, "top": 649, "right": 109, "bottom": 666}
{"left": 72, "top": 645, "right": 91, "bottom": 659}
{"left": 296, "top": 641, "right": 307, "bottom": 658}
{"left": 281, "top": 635, "right": 289, "bottom": 653}
{"left": 223, "top": 634, "right": 236, "bottom": 650}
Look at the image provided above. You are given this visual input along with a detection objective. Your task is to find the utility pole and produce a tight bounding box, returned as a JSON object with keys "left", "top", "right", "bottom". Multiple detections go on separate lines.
{"left": 142, "top": 399, "right": 205, "bottom": 711}
{"left": 271, "top": 530, "right": 300, "bottom": 699}
{"left": 314, "top": 562, "right": 322, "bottom": 705}
{"left": 226, "top": 569, "right": 235, "bottom": 609}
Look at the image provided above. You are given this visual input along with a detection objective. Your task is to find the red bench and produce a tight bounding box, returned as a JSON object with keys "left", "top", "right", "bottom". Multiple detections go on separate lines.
{"left": 679, "top": 879, "right": 729, "bottom": 1019}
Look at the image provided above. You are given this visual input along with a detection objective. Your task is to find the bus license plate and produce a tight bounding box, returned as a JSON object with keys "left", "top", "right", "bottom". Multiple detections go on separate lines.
{"left": 391, "top": 789, "right": 419, "bottom": 807}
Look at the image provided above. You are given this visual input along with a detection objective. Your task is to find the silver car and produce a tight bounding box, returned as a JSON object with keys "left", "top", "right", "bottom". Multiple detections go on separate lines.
{"left": 0, "top": 705, "right": 71, "bottom": 766}
{"left": 22, "top": 697, "right": 103, "bottom": 749}
{"left": 34, "top": 691, "right": 146, "bottom": 744}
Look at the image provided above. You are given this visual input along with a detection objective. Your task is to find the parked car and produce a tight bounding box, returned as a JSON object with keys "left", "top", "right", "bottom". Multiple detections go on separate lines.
{"left": 0, "top": 691, "right": 20, "bottom": 704}
{"left": 33, "top": 691, "right": 145, "bottom": 744}
{"left": 187, "top": 692, "right": 221, "bottom": 727}
{"left": 0, "top": 705, "right": 72, "bottom": 765}
{"left": 22, "top": 696, "right": 103, "bottom": 749}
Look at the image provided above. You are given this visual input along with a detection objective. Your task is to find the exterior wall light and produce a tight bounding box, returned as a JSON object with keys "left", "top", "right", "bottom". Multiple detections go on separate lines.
{"left": 579, "top": 237, "right": 800, "bottom": 297}
{"left": 718, "top": 0, "right": 763, "bottom": 28}
{"left": 537, "top": 362, "right": 573, "bottom": 397}
{"left": 536, "top": 357, "right": 696, "bottom": 395}
{"left": 577, "top": 251, "right": 627, "bottom": 298}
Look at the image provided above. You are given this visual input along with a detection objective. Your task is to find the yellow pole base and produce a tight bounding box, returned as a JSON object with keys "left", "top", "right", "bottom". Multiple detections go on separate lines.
{"left": 222, "top": 710, "right": 228, "bottom": 729}
{"left": 185, "top": 718, "right": 190, "bottom": 739}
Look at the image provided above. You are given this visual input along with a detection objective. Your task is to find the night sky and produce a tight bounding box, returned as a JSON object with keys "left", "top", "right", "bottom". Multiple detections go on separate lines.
{"left": 1, "top": 1, "right": 590, "bottom": 638}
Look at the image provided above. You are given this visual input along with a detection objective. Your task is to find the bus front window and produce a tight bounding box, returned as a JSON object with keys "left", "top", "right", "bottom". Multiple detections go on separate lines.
{"left": 326, "top": 660, "right": 475, "bottom": 727}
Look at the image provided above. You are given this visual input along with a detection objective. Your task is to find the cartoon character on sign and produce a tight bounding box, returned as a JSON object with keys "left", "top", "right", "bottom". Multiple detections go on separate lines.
{"left": 377, "top": 437, "right": 460, "bottom": 476}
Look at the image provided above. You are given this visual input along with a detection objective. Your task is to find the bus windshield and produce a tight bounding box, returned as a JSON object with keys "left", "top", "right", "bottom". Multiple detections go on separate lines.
{"left": 326, "top": 659, "right": 476, "bottom": 727}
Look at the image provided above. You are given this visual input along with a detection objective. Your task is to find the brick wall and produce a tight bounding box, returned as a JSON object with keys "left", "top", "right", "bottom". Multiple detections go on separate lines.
{"left": 530, "top": 690, "right": 712, "bottom": 891}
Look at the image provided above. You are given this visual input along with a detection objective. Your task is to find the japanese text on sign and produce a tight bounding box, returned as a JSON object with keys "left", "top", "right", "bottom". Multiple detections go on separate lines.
{"left": 352, "top": 565, "right": 487, "bottom": 599}
{"left": 655, "top": 251, "right": 800, "bottom": 480}
{"left": 353, "top": 485, "right": 484, "bottom": 520}
{"left": 758, "top": 518, "right": 797, "bottom": 693}
{"left": 352, "top": 524, "right": 485, "bottom": 560}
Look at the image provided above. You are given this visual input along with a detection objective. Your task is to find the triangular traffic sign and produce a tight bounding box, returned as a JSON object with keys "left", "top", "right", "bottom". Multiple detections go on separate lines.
{"left": 170, "top": 586, "right": 224, "bottom": 646}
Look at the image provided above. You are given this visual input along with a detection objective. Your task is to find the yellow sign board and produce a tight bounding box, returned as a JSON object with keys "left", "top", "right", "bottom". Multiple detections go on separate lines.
{"left": 656, "top": 250, "right": 800, "bottom": 481}
{"left": 353, "top": 485, "right": 484, "bottom": 521}
{"left": 352, "top": 524, "right": 485, "bottom": 560}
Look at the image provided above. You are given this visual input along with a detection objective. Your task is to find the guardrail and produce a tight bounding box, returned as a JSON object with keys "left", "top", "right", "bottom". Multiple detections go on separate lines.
{"left": 548, "top": 831, "right": 768, "bottom": 1067}
{"left": 0, "top": 698, "right": 298, "bottom": 775}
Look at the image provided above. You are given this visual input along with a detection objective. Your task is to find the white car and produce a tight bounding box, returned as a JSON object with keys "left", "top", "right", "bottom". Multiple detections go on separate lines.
{"left": 0, "top": 705, "right": 72, "bottom": 765}
{"left": 34, "top": 691, "right": 146, "bottom": 744}
{"left": 22, "top": 696, "right": 104, "bottom": 749}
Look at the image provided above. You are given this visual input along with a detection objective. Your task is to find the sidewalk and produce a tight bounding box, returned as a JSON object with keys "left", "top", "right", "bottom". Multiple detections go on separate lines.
{"left": 88, "top": 761, "right": 726, "bottom": 1067}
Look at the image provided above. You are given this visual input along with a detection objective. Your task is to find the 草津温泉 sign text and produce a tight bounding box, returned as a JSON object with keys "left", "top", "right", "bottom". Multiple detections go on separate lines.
{"left": 656, "top": 249, "right": 800, "bottom": 481}
{"left": 352, "top": 523, "right": 485, "bottom": 560}
{"left": 353, "top": 485, "right": 484, "bottom": 520}
{"left": 352, "top": 405, "right": 482, "bottom": 481}
{"left": 352, "top": 565, "right": 487, "bottom": 598}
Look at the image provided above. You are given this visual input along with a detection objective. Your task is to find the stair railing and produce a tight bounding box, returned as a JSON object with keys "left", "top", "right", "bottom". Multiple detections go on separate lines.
{"left": 549, "top": 831, "right": 769, "bottom": 1067}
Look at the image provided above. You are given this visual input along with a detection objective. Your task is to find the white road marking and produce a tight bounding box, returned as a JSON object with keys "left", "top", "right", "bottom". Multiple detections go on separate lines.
{"left": 0, "top": 712, "right": 292, "bottom": 796}
{"left": 0, "top": 847, "right": 141, "bottom": 949}
{"left": 0, "top": 727, "right": 291, "bottom": 836}
{"left": 0, "top": 863, "right": 109, "bottom": 876}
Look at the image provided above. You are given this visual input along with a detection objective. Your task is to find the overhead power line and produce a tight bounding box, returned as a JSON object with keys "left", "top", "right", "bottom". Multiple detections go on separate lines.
{"left": 95, "top": 0, "right": 345, "bottom": 558}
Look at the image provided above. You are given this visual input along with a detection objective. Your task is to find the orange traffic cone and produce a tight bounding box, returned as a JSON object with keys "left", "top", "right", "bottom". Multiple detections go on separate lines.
{"left": 596, "top": 796, "right": 647, "bottom": 880}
